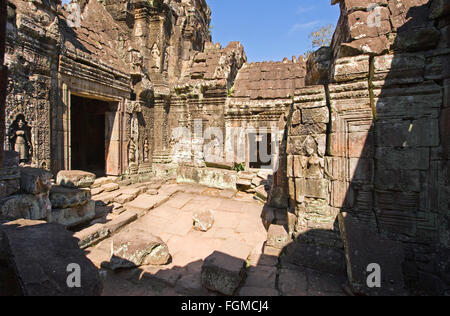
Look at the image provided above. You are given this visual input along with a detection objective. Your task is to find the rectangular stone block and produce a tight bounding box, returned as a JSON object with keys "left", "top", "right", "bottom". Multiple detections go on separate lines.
{"left": 374, "top": 53, "right": 425, "bottom": 84}
{"left": 295, "top": 178, "right": 305, "bottom": 203}
{"left": 48, "top": 200, "right": 95, "bottom": 228}
{"left": 333, "top": 55, "right": 370, "bottom": 82}
{"left": 349, "top": 158, "right": 373, "bottom": 183}
{"left": 375, "top": 168, "right": 421, "bottom": 192}
{"left": 301, "top": 107, "right": 329, "bottom": 124}
{"left": 331, "top": 180, "right": 352, "bottom": 209}
{"left": 325, "top": 157, "right": 346, "bottom": 181}
{"left": 293, "top": 155, "right": 307, "bottom": 178}
{"left": 376, "top": 119, "right": 440, "bottom": 148}
{"left": 290, "top": 123, "right": 327, "bottom": 136}
{"left": 305, "top": 178, "right": 328, "bottom": 200}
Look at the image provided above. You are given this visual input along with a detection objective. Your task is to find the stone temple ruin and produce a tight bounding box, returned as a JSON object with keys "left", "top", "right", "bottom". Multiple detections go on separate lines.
{"left": 0, "top": 0, "right": 449, "bottom": 296}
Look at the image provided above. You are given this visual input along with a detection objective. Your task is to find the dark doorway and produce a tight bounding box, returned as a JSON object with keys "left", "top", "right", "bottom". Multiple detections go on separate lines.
{"left": 71, "top": 95, "right": 111, "bottom": 177}
{"left": 249, "top": 132, "right": 273, "bottom": 169}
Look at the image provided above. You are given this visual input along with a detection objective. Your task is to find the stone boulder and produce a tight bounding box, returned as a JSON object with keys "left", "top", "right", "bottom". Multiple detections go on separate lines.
{"left": 47, "top": 200, "right": 95, "bottom": 228}
{"left": 50, "top": 186, "right": 91, "bottom": 209}
{"left": 20, "top": 167, "right": 53, "bottom": 195}
{"left": 201, "top": 251, "right": 246, "bottom": 296}
{"left": 193, "top": 210, "right": 214, "bottom": 232}
{"left": 0, "top": 219, "right": 102, "bottom": 296}
{"left": 0, "top": 194, "right": 51, "bottom": 220}
{"left": 108, "top": 229, "right": 171, "bottom": 270}
{"left": 56, "top": 170, "right": 96, "bottom": 189}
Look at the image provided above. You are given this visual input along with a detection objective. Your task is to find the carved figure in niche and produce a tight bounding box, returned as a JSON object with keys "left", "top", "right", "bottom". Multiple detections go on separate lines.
{"left": 151, "top": 43, "right": 161, "bottom": 71}
{"left": 143, "top": 137, "right": 150, "bottom": 163}
{"left": 8, "top": 114, "right": 32, "bottom": 164}
{"left": 307, "top": 153, "right": 321, "bottom": 178}
{"left": 163, "top": 47, "right": 170, "bottom": 72}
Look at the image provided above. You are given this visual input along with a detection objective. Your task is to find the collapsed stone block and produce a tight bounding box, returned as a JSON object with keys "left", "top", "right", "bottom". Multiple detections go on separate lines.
{"left": 49, "top": 185, "right": 91, "bottom": 209}
{"left": 47, "top": 200, "right": 95, "bottom": 228}
{"left": 201, "top": 251, "right": 246, "bottom": 296}
{"left": 56, "top": 170, "right": 96, "bottom": 189}
{"left": 0, "top": 194, "right": 51, "bottom": 220}
{"left": 108, "top": 230, "right": 171, "bottom": 270}
{"left": 19, "top": 167, "right": 53, "bottom": 195}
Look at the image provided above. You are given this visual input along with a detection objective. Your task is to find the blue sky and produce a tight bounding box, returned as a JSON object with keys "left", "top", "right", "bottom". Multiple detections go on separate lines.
{"left": 208, "top": 0, "right": 340, "bottom": 62}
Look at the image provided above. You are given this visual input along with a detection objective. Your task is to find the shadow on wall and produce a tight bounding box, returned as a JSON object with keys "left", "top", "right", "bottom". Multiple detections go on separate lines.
{"left": 340, "top": 1, "right": 449, "bottom": 295}
{"left": 269, "top": 0, "right": 449, "bottom": 296}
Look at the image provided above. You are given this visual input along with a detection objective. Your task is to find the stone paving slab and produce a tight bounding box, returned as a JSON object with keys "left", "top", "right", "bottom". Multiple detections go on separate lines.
{"left": 124, "top": 194, "right": 170, "bottom": 213}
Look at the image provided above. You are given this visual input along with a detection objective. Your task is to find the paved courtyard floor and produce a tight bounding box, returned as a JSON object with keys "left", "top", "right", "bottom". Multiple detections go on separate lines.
{"left": 82, "top": 183, "right": 347, "bottom": 296}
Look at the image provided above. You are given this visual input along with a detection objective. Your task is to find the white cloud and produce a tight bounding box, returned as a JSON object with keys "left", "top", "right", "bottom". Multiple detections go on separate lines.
{"left": 288, "top": 20, "right": 321, "bottom": 34}
{"left": 296, "top": 5, "right": 316, "bottom": 14}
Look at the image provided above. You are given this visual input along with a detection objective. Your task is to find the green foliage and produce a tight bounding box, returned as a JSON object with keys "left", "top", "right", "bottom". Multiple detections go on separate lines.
{"left": 233, "top": 162, "right": 245, "bottom": 172}
{"left": 227, "top": 86, "right": 234, "bottom": 97}
{"left": 308, "top": 24, "right": 335, "bottom": 50}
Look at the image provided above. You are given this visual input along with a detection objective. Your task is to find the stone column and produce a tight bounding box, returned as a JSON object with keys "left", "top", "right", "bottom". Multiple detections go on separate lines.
{"left": 152, "top": 95, "right": 171, "bottom": 164}
{"left": 0, "top": 0, "right": 7, "bottom": 167}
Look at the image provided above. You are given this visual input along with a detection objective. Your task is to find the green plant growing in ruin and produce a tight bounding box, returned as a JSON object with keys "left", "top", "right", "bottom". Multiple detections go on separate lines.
{"left": 304, "top": 24, "right": 335, "bottom": 58}
{"left": 233, "top": 162, "right": 245, "bottom": 172}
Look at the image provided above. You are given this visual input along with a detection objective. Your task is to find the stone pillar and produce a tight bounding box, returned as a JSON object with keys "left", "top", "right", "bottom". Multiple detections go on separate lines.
{"left": 0, "top": 0, "right": 7, "bottom": 167}
{"left": 152, "top": 95, "right": 171, "bottom": 164}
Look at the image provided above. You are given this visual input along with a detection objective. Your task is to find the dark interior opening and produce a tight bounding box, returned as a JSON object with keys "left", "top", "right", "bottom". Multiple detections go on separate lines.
{"left": 71, "top": 95, "right": 110, "bottom": 177}
{"left": 249, "top": 132, "right": 273, "bottom": 169}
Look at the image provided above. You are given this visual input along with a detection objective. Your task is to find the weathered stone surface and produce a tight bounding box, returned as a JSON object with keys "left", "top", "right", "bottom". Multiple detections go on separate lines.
{"left": 49, "top": 186, "right": 91, "bottom": 209}
{"left": 48, "top": 200, "right": 95, "bottom": 228}
{"left": 108, "top": 230, "right": 171, "bottom": 270}
{"left": 56, "top": 170, "right": 96, "bottom": 189}
{"left": 201, "top": 251, "right": 246, "bottom": 296}
{"left": 278, "top": 269, "right": 308, "bottom": 296}
{"left": 255, "top": 185, "right": 269, "bottom": 201}
{"left": 193, "top": 210, "right": 214, "bottom": 232}
{"left": 20, "top": 168, "right": 53, "bottom": 195}
{"left": 332, "top": 56, "right": 369, "bottom": 82}
{"left": 338, "top": 213, "right": 406, "bottom": 296}
{"left": 236, "top": 178, "right": 252, "bottom": 191}
{"left": 124, "top": 194, "right": 170, "bottom": 213}
{"left": 282, "top": 241, "right": 346, "bottom": 276}
{"left": 74, "top": 210, "right": 138, "bottom": 249}
{"left": 0, "top": 194, "right": 51, "bottom": 220}
{"left": 102, "top": 182, "right": 119, "bottom": 192}
{"left": 1, "top": 220, "right": 102, "bottom": 296}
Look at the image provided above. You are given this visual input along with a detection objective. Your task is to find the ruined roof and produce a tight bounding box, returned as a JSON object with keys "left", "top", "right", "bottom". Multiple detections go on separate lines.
{"left": 174, "top": 41, "right": 247, "bottom": 91}
{"left": 60, "top": 0, "right": 129, "bottom": 74}
{"left": 231, "top": 57, "right": 307, "bottom": 100}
